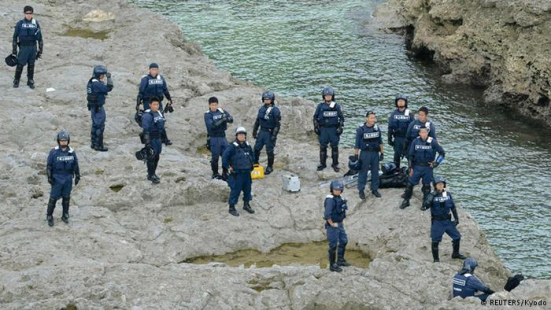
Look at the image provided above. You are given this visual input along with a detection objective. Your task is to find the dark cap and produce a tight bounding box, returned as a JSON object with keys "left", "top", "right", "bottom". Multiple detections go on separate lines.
{"left": 365, "top": 110, "right": 376, "bottom": 117}
{"left": 24, "top": 6, "right": 33, "bottom": 13}
{"left": 208, "top": 96, "right": 219, "bottom": 104}
{"left": 418, "top": 106, "right": 429, "bottom": 114}
{"left": 149, "top": 63, "right": 159, "bottom": 69}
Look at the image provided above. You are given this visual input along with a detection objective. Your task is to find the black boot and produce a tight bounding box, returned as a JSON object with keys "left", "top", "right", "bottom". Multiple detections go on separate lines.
{"left": 161, "top": 129, "right": 172, "bottom": 146}
{"left": 254, "top": 150, "right": 261, "bottom": 166}
{"left": 372, "top": 189, "right": 382, "bottom": 198}
{"left": 90, "top": 131, "right": 97, "bottom": 149}
{"left": 13, "top": 64, "right": 23, "bottom": 88}
{"left": 229, "top": 204, "right": 239, "bottom": 217}
{"left": 221, "top": 168, "right": 229, "bottom": 181}
{"left": 400, "top": 183, "right": 414, "bottom": 209}
{"left": 337, "top": 247, "right": 351, "bottom": 267}
{"left": 451, "top": 239, "right": 467, "bottom": 259}
{"left": 359, "top": 190, "right": 366, "bottom": 200}
{"left": 27, "top": 63, "right": 35, "bottom": 89}
{"left": 95, "top": 131, "right": 108, "bottom": 152}
{"left": 394, "top": 154, "right": 401, "bottom": 169}
{"left": 329, "top": 247, "right": 342, "bottom": 272}
{"left": 211, "top": 161, "right": 221, "bottom": 179}
{"left": 243, "top": 201, "right": 255, "bottom": 214}
{"left": 422, "top": 184, "right": 432, "bottom": 203}
{"left": 317, "top": 147, "right": 327, "bottom": 171}
{"left": 147, "top": 158, "right": 160, "bottom": 184}
{"left": 265, "top": 151, "right": 275, "bottom": 175}
{"left": 331, "top": 146, "right": 340, "bottom": 172}
{"left": 61, "top": 196, "right": 70, "bottom": 224}
{"left": 432, "top": 242, "right": 440, "bottom": 262}
{"left": 47, "top": 198, "right": 57, "bottom": 227}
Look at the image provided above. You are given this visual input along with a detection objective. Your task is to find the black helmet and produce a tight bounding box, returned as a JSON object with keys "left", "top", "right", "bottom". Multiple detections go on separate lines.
{"left": 322, "top": 87, "right": 335, "bottom": 101}
{"left": 135, "top": 146, "right": 156, "bottom": 161}
{"left": 395, "top": 94, "right": 408, "bottom": 107}
{"left": 433, "top": 176, "right": 446, "bottom": 187}
{"left": 56, "top": 131, "right": 70, "bottom": 144}
{"left": 330, "top": 180, "right": 344, "bottom": 193}
{"left": 5, "top": 54, "right": 18, "bottom": 67}
{"left": 348, "top": 155, "right": 361, "bottom": 171}
{"left": 382, "top": 162, "right": 397, "bottom": 175}
{"left": 261, "top": 91, "right": 275, "bottom": 103}
{"left": 93, "top": 65, "right": 108, "bottom": 78}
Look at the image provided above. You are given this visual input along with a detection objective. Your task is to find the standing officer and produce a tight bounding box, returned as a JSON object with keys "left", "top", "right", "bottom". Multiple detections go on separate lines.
{"left": 453, "top": 258, "right": 495, "bottom": 301}
{"left": 388, "top": 94, "right": 414, "bottom": 168}
{"left": 355, "top": 111, "right": 384, "bottom": 199}
{"left": 87, "top": 65, "right": 113, "bottom": 152}
{"left": 12, "top": 5, "right": 43, "bottom": 89}
{"left": 324, "top": 180, "right": 351, "bottom": 272}
{"left": 314, "top": 87, "right": 344, "bottom": 172}
{"left": 400, "top": 126, "right": 445, "bottom": 209}
{"left": 252, "top": 91, "right": 281, "bottom": 175}
{"left": 222, "top": 127, "right": 256, "bottom": 217}
{"left": 421, "top": 176, "right": 466, "bottom": 262}
{"left": 403, "top": 106, "right": 436, "bottom": 155}
{"left": 204, "top": 96, "right": 233, "bottom": 180}
{"left": 46, "top": 131, "right": 80, "bottom": 227}
{"left": 142, "top": 97, "right": 165, "bottom": 184}
{"left": 136, "top": 63, "right": 173, "bottom": 146}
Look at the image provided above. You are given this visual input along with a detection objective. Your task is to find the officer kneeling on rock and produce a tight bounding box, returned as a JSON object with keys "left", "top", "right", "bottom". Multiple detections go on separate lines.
{"left": 355, "top": 111, "right": 384, "bottom": 200}
{"left": 324, "top": 180, "right": 351, "bottom": 272}
{"left": 421, "top": 176, "right": 466, "bottom": 262}
{"left": 400, "top": 126, "right": 445, "bottom": 209}
{"left": 87, "top": 65, "right": 113, "bottom": 152}
{"left": 222, "top": 127, "right": 256, "bottom": 217}
{"left": 46, "top": 131, "right": 80, "bottom": 227}
{"left": 142, "top": 97, "right": 165, "bottom": 184}
{"left": 205, "top": 96, "right": 233, "bottom": 180}
{"left": 453, "top": 258, "right": 495, "bottom": 301}
{"left": 12, "top": 5, "right": 43, "bottom": 89}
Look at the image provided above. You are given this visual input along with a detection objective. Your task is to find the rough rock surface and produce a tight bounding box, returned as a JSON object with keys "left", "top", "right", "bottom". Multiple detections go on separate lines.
{"left": 374, "top": 0, "right": 551, "bottom": 127}
{"left": 0, "top": 0, "right": 549, "bottom": 309}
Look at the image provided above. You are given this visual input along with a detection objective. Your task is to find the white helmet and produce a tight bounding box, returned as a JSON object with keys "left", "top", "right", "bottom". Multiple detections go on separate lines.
{"left": 235, "top": 126, "right": 247, "bottom": 136}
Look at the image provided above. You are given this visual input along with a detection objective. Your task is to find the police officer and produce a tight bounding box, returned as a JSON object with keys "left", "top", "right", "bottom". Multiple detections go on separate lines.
{"left": 421, "top": 176, "right": 466, "bottom": 262}
{"left": 314, "top": 87, "right": 345, "bottom": 172}
{"left": 400, "top": 126, "right": 445, "bottom": 209}
{"left": 142, "top": 97, "right": 166, "bottom": 184}
{"left": 388, "top": 94, "right": 414, "bottom": 168}
{"left": 87, "top": 65, "right": 114, "bottom": 152}
{"left": 324, "top": 180, "right": 351, "bottom": 272}
{"left": 453, "top": 258, "right": 495, "bottom": 301}
{"left": 403, "top": 106, "right": 436, "bottom": 155}
{"left": 46, "top": 131, "right": 80, "bottom": 227}
{"left": 252, "top": 91, "right": 281, "bottom": 175}
{"left": 222, "top": 127, "right": 256, "bottom": 217}
{"left": 204, "top": 96, "right": 233, "bottom": 180}
{"left": 355, "top": 111, "right": 384, "bottom": 199}
{"left": 12, "top": 5, "right": 43, "bottom": 89}
{"left": 137, "top": 63, "right": 173, "bottom": 146}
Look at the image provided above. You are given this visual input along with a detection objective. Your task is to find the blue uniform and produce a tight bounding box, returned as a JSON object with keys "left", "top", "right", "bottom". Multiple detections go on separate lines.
{"left": 13, "top": 18, "right": 42, "bottom": 66}
{"left": 407, "top": 136, "right": 445, "bottom": 185}
{"left": 404, "top": 119, "right": 436, "bottom": 152}
{"left": 324, "top": 195, "right": 348, "bottom": 258}
{"left": 138, "top": 74, "right": 171, "bottom": 111}
{"left": 142, "top": 110, "right": 166, "bottom": 176}
{"left": 453, "top": 273, "right": 492, "bottom": 301}
{"left": 87, "top": 77, "right": 113, "bottom": 147}
{"left": 388, "top": 108, "right": 414, "bottom": 165}
{"left": 427, "top": 191, "right": 461, "bottom": 242}
{"left": 355, "top": 124, "right": 383, "bottom": 191}
{"left": 222, "top": 140, "right": 255, "bottom": 205}
{"left": 314, "top": 102, "right": 344, "bottom": 147}
{"left": 47, "top": 146, "right": 79, "bottom": 199}
{"left": 253, "top": 104, "right": 281, "bottom": 153}
{"left": 205, "top": 108, "right": 233, "bottom": 173}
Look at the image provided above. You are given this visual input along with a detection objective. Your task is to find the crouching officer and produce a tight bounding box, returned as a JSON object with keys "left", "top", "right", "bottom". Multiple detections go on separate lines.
{"left": 12, "top": 5, "right": 43, "bottom": 89}
{"left": 204, "top": 96, "right": 233, "bottom": 180}
{"left": 87, "top": 65, "right": 114, "bottom": 152}
{"left": 324, "top": 180, "right": 351, "bottom": 272}
{"left": 388, "top": 94, "right": 414, "bottom": 168}
{"left": 314, "top": 87, "right": 345, "bottom": 172}
{"left": 252, "top": 91, "right": 281, "bottom": 175}
{"left": 137, "top": 63, "right": 173, "bottom": 145}
{"left": 453, "top": 258, "right": 495, "bottom": 301}
{"left": 403, "top": 106, "right": 436, "bottom": 155}
{"left": 142, "top": 97, "right": 165, "bottom": 184}
{"left": 400, "top": 126, "right": 445, "bottom": 209}
{"left": 355, "top": 111, "right": 384, "bottom": 199}
{"left": 421, "top": 176, "right": 466, "bottom": 262}
{"left": 222, "top": 127, "right": 256, "bottom": 216}
{"left": 46, "top": 131, "right": 80, "bottom": 227}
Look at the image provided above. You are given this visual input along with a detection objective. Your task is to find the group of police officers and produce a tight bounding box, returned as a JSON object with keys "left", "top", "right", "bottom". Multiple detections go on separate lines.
{"left": 11, "top": 5, "right": 499, "bottom": 301}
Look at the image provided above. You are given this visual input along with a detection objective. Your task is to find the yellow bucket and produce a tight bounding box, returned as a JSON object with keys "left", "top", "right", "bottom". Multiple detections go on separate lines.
{"left": 251, "top": 164, "right": 265, "bottom": 179}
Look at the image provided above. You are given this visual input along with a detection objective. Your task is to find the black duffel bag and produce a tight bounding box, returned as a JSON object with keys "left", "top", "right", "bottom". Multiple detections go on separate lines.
{"left": 379, "top": 167, "right": 408, "bottom": 188}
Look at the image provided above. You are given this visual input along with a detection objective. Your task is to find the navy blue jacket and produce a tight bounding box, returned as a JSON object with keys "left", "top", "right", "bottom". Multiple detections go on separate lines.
{"left": 407, "top": 136, "right": 445, "bottom": 165}
{"left": 424, "top": 190, "right": 458, "bottom": 221}
{"left": 87, "top": 78, "right": 113, "bottom": 108}
{"left": 404, "top": 119, "right": 436, "bottom": 148}
{"left": 222, "top": 140, "right": 255, "bottom": 173}
{"left": 388, "top": 108, "right": 414, "bottom": 138}
{"left": 314, "top": 102, "right": 344, "bottom": 127}
{"left": 205, "top": 108, "right": 233, "bottom": 137}
{"left": 138, "top": 74, "right": 171, "bottom": 101}
{"left": 355, "top": 123, "right": 383, "bottom": 150}
{"left": 453, "top": 273, "right": 491, "bottom": 299}
{"left": 13, "top": 18, "right": 42, "bottom": 45}
{"left": 142, "top": 110, "right": 166, "bottom": 139}
{"left": 47, "top": 146, "right": 79, "bottom": 182}
{"left": 324, "top": 195, "right": 348, "bottom": 223}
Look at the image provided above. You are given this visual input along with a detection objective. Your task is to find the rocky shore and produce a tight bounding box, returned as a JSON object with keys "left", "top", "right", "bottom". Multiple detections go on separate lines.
{"left": 374, "top": 0, "right": 551, "bottom": 127}
{"left": 0, "top": 0, "right": 549, "bottom": 309}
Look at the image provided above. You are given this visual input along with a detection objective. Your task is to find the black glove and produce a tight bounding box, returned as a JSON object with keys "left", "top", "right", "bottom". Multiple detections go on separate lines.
{"left": 253, "top": 131, "right": 258, "bottom": 140}
{"left": 379, "top": 153, "right": 384, "bottom": 161}
{"left": 36, "top": 50, "right": 42, "bottom": 59}
{"left": 143, "top": 133, "right": 152, "bottom": 149}
{"left": 271, "top": 135, "right": 277, "bottom": 142}
{"left": 314, "top": 126, "right": 320, "bottom": 135}
{"left": 336, "top": 126, "right": 343, "bottom": 136}
{"left": 47, "top": 169, "right": 54, "bottom": 185}
{"left": 388, "top": 136, "right": 394, "bottom": 146}
{"left": 484, "top": 288, "right": 495, "bottom": 295}
{"left": 454, "top": 219, "right": 459, "bottom": 226}
{"left": 75, "top": 175, "right": 80, "bottom": 186}
{"left": 106, "top": 72, "right": 111, "bottom": 79}
{"left": 12, "top": 47, "right": 17, "bottom": 56}
{"left": 421, "top": 193, "right": 434, "bottom": 211}
{"left": 206, "top": 137, "right": 211, "bottom": 151}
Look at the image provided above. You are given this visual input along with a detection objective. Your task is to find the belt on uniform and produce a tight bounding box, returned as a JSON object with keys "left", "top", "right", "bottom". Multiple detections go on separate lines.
{"left": 19, "top": 41, "right": 36, "bottom": 46}
{"left": 211, "top": 133, "right": 225, "bottom": 138}
{"left": 362, "top": 147, "right": 379, "bottom": 152}
{"left": 432, "top": 215, "right": 451, "bottom": 221}
{"left": 261, "top": 127, "right": 274, "bottom": 132}
{"left": 395, "top": 133, "right": 406, "bottom": 138}
{"left": 321, "top": 125, "right": 338, "bottom": 128}
{"left": 415, "top": 162, "right": 430, "bottom": 167}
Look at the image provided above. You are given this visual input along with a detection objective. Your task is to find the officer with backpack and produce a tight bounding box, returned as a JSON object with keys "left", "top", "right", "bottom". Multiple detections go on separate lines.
{"left": 87, "top": 65, "right": 113, "bottom": 152}
{"left": 12, "top": 5, "right": 43, "bottom": 89}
